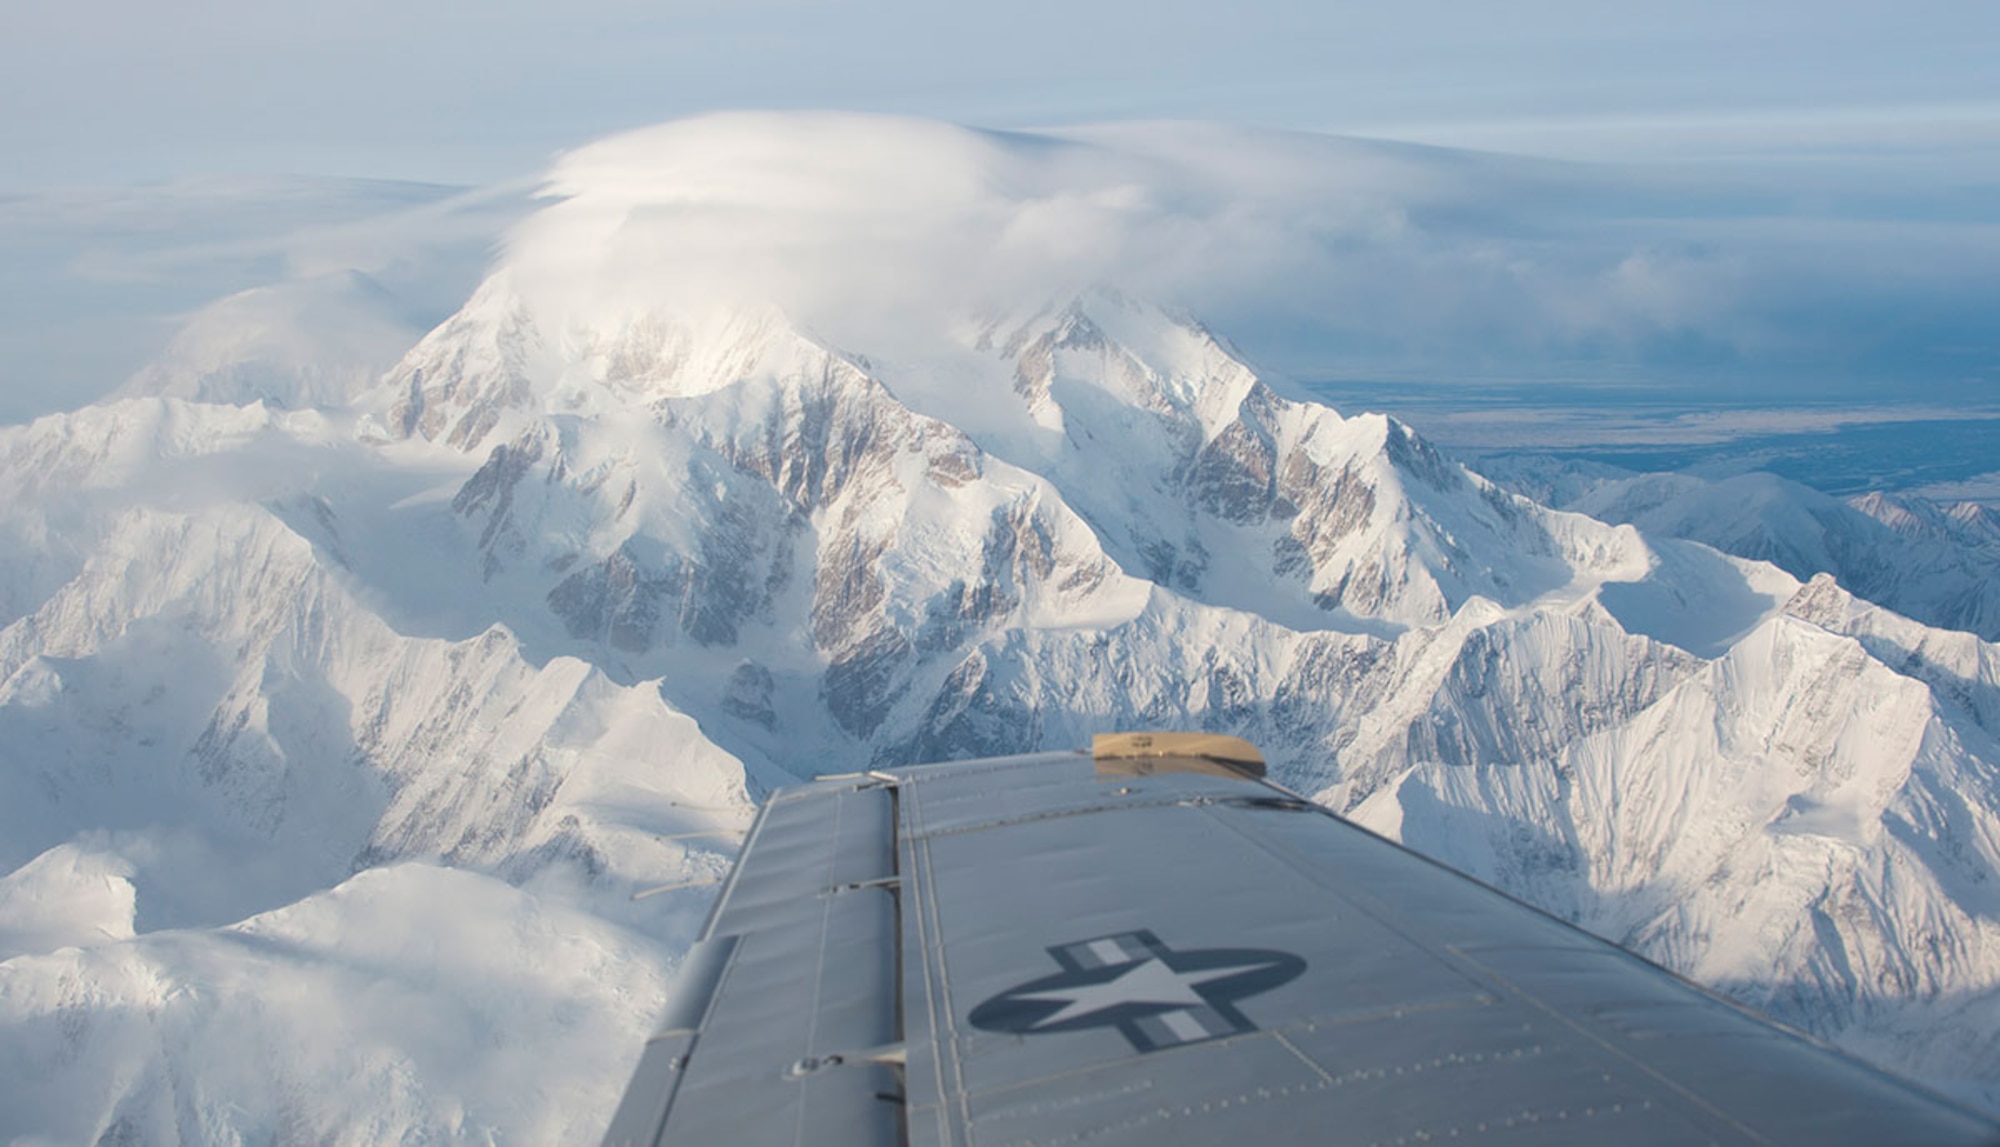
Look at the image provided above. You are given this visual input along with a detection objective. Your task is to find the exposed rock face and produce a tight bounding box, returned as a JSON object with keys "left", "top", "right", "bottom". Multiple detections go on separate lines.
{"left": 386, "top": 274, "right": 545, "bottom": 450}
{"left": 721, "top": 661, "right": 776, "bottom": 728}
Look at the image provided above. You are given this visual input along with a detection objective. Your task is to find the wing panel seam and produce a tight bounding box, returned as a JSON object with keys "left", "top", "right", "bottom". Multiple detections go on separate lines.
{"left": 905, "top": 777, "right": 958, "bottom": 1147}
{"left": 698, "top": 798, "right": 776, "bottom": 940}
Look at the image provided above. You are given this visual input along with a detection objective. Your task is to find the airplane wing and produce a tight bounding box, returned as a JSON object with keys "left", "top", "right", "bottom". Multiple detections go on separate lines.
{"left": 602, "top": 735, "right": 2000, "bottom": 1146}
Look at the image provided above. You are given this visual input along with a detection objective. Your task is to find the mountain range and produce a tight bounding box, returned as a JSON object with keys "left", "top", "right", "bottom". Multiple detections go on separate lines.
{"left": 3, "top": 119, "right": 1999, "bottom": 1143}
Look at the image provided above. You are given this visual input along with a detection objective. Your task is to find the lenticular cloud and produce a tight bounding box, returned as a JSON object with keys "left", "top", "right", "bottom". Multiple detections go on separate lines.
{"left": 493, "top": 111, "right": 2000, "bottom": 393}
{"left": 507, "top": 113, "right": 1225, "bottom": 330}
{"left": 500, "top": 113, "right": 1550, "bottom": 361}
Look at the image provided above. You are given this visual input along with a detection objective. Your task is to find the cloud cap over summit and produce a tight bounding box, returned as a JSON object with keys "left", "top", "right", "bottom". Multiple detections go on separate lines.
{"left": 499, "top": 112, "right": 2000, "bottom": 399}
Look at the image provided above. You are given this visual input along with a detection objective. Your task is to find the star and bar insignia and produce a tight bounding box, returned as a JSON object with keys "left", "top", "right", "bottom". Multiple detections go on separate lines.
{"left": 968, "top": 929, "right": 1306, "bottom": 1053}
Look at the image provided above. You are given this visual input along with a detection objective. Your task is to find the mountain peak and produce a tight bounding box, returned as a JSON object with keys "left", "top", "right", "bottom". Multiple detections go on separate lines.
{"left": 124, "top": 271, "right": 419, "bottom": 411}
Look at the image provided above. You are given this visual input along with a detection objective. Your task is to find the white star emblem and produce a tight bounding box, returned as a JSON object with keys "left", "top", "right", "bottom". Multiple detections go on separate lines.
{"left": 1013, "top": 958, "right": 1259, "bottom": 1027}
{"left": 969, "top": 931, "right": 1307, "bottom": 1052}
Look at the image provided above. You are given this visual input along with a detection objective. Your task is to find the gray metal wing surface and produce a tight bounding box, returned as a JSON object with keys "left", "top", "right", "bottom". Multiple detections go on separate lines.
{"left": 604, "top": 741, "right": 2000, "bottom": 1146}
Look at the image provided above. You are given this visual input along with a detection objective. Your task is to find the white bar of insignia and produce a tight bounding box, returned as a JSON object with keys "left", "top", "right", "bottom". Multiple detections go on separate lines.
{"left": 1161, "top": 1010, "right": 1209, "bottom": 1042}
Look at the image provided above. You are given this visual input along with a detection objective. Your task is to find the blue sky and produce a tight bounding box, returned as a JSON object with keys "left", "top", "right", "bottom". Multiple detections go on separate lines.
{"left": 5, "top": 0, "right": 1997, "bottom": 183}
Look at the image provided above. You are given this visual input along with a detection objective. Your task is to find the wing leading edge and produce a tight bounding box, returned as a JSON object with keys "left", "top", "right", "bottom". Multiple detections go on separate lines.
{"left": 605, "top": 738, "right": 2000, "bottom": 1146}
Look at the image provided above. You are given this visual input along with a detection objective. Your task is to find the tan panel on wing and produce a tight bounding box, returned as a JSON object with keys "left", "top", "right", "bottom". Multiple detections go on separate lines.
{"left": 1091, "top": 732, "right": 1266, "bottom": 778}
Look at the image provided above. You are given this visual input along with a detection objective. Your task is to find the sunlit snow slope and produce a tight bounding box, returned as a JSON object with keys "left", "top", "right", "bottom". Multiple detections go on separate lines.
{"left": 4, "top": 115, "right": 1999, "bottom": 1142}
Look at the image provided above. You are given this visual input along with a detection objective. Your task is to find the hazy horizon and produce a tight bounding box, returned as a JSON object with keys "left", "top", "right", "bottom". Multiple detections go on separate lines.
{"left": 6, "top": 0, "right": 1998, "bottom": 185}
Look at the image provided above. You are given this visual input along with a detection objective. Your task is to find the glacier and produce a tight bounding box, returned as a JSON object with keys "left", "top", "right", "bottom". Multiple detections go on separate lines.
{"left": 3, "top": 114, "right": 1999, "bottom": 1142}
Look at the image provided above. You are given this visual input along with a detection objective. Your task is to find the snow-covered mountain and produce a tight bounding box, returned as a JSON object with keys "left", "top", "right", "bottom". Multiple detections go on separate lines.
{"left": 122, "top": 271, "right": 425, "bottom": 411}
{"left": 0, "top": 399, "right": 752, "bottom": 1143}
{"left": 4, "top": 115, "right": 1999, "bottom": 1142}
{"left": 1497, "top": 463, "right": 2000, "bottom": 641}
